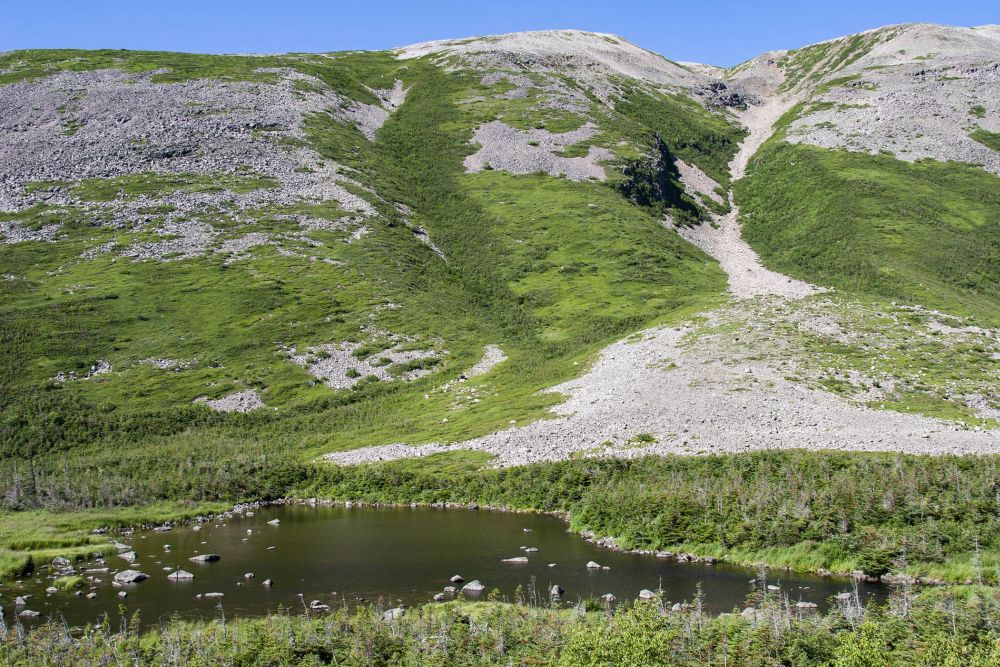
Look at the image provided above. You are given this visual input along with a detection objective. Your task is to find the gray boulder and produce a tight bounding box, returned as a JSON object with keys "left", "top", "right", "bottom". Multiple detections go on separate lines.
{"left": 113, "top": 570, "right": 148, "bottom": 584}
{"left": 462, "top": 580, "right": 485, "bottom": 593}
{"left": 383, "top": 607, "right": 406, "bottom": 621}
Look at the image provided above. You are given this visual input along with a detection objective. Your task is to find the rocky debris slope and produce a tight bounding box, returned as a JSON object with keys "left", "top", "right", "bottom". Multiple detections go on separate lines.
{"left": 0, "top": 67, "right": 384, "bottom": 259}
{"left": 765, "top": 24, "right": 1000, "bottom": 175}
{"left": 326, "top": 297, "right": 1000, "bottom": 467}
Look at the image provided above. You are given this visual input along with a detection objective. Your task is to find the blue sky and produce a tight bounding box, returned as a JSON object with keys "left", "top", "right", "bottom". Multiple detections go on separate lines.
{"left": 3, "top": 0, "right": 997, "bottom": 66}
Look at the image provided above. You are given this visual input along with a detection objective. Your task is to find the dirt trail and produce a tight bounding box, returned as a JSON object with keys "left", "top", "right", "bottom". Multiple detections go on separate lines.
{"left": 678, "top": 98, "right": 824, "bottom": 300}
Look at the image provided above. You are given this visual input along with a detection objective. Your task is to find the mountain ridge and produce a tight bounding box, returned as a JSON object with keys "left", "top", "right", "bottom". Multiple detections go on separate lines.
{"left": 0, "top": 20, "right": 998, "bottom": 500}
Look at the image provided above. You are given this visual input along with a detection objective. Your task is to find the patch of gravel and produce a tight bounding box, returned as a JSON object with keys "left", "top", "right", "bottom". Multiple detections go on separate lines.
{"left": 290, "top": 340, "right": 442, "bottom": 390}
{"left": 674, "top": 159, "right": 723, "bottom": 204}
{"left": 1, "top": 220, "right": 62, "bottom": 244}
{"left": 466, "top": 344, "right": 507, "bottom": 378}
{"left": 53, "top": 359, "right": 112, "bottom": 383}
{"left": 464, "top": 121, "right": 611, "bottom": 181}
{"left": 140, "top": 358, "right": 198, "bottom": 371}
{"left": 326, "top": 305, "right": 1000, "bottom": 467}
{"left": 195, "top": 390, "right": 264, "bottom": 413}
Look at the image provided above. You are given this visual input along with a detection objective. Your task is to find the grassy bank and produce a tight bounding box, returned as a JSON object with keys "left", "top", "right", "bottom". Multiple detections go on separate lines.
{"left": 0, "top": 501, "right": 226, "bottom": 578}
{"left": 4, "top": 588, "right": 1000, "bottom": 665}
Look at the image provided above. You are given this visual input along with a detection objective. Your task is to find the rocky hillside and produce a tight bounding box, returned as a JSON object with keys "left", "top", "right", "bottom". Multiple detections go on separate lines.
{"left": 0, "top": 25, "right": 998, "bottom": 503}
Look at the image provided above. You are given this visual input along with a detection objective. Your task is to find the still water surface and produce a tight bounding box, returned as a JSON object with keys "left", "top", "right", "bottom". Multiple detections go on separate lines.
{"left": 5, "top": 505, "right": 884, "bottom": 628}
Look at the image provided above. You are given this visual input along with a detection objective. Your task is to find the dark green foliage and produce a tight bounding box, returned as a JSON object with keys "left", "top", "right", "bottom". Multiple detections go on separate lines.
{"left": 5, "top": 588, "right": 1000, "bottom": 665}
{"left": 298, "top": 451, "right": 1000, "bottom": 581}
{"left": 615, "top": 134, "right": 705, "bottom": 224}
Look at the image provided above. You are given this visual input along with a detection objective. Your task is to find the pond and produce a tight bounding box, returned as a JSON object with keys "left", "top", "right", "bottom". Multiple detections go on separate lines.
{"left": 3, "top": 504, "right": 885, "bottom": 629}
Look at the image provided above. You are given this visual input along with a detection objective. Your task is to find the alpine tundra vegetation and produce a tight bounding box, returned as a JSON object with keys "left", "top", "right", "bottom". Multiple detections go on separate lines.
{"left": 1, "top": 19, "right": 999, "bottom": 665}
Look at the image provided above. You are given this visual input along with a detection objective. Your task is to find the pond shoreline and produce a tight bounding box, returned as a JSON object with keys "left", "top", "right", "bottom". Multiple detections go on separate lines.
{"left": 111, "top": 496, "right": 907, "bottom": 587}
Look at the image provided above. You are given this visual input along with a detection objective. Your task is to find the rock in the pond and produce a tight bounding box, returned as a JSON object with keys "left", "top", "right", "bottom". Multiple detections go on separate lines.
{"left": 117, "top": 591, "right": 128, "bottom": 599}
{"left": 450, "top": 575, "right": 464, "bottom": 583}
{"left": 267, "top": 519, "right": 280, "bottom": 526}
{"left": 502, "top": 556, "right": 528, "bottom": 563}
{"left": 796, "top": 601, "right": 818, "bottom": 609}
{"left": 433, "top": 593, "right": 446, "bottom": 602}
{"left": 262, "top": 578, "right": 274, "bottom": 586}
{"left": 638, "top": 589, "right": 657, "bottom": 599}
{"left": 383, "top": 607, "right": 406, "bottom": 621}
{"left": 523, "top": 528, "right": 532, "bottom": 532}
{"left": 86, "top": 592, "right": 97, "bottom": 599}
{"left": 244, "top": 572, "right": 254, "bottom": 579}
{"left": 113, "top": 570, "right": 148, "bottom": 584}
{"left": 548, "top": 563, "right": 557, "bottom": 567}
{"left": 309, "top": 600, "right": 329, "bottom": 611}
{"left": 168, "top": 570, "right": 194, "bottom": 581}
{"left": 671, "top": 602, "right": 683, "bottom": 612}
{"left": 767, "top": 585, "right": 781, "bottom": 591}
{"left": 550, "top": 585, "right": 564, "bottom": 597}
{"left": 45, "top": 587, "right": 57, "bottom": 594}
{"left": 524, "top": 547, "right": 538, "bottom": 553}
{"left": 189, "top": 554, "right": 221, "bottom": 563}
{"left": 51, "top": 556, "right": 71, "bottom": 568}
{"left": 600, "top": 593, "right": 617, "bottom": 604}
{"left": 204, "top": 592, "right": 224, "bottom": 598}
{"left": 19, "top": 610, "right": 40, "bottom": 618}
{"left": 111, "top": 541, "right": 132, "bottom": 553}
{"left": 586, "top": 561, "right": 601, "bottom": 569}
{"left": 462, "top": 580, "right": 485, "bottom": 593}
{"left": 443, "top": 586, "right": 457, "bottom": 594}
{"left": 120, "top": 551, "right": 137, "bottom": 562}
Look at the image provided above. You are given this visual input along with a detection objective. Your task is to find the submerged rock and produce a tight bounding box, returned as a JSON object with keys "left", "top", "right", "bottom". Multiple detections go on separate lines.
{"left": 189, "top": 554, "right": 221, "bottom": 563}
{"left": 502, "top": 556, "right": 528, "bottom": 563}
{"left": 586, "top": 561, "right": 601, "bottom": 569}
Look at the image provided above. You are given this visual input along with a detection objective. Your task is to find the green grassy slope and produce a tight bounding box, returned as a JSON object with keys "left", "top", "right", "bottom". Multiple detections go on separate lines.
{"left": 736, "top": 110, "right": 1000, "bottom": 323}
{"left": 0, "top": 49, "right": 730, "bottom": 508}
